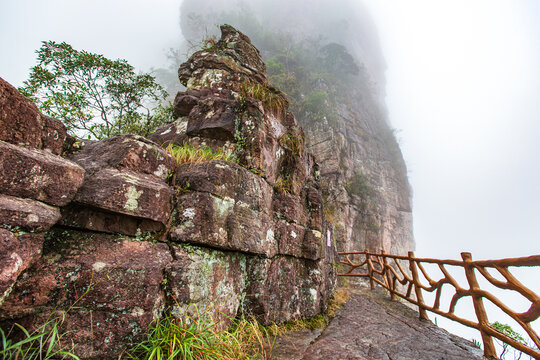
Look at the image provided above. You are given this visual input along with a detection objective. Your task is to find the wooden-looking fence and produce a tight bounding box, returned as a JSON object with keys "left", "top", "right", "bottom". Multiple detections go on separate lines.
{"left": 338, "top": 250, "right": 540, "bottom": 359}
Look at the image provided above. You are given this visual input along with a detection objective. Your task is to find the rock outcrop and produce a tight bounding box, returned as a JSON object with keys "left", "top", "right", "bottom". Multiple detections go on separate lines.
{"left": 0, "top": 26, "right": 336, "bottom": 359}
{"left": 179, "top": 0, "right": 415, "bottom": 257}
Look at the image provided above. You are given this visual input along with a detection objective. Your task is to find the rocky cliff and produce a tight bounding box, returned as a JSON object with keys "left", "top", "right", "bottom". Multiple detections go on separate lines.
{"left": 179, "top": 0, "right": 414, "bottom": 256}
{"left": 0, "top": 26, "right": 336, "bottom": 359}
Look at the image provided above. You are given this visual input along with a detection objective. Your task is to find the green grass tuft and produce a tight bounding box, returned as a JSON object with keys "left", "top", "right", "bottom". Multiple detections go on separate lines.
{"left": 0, "top": 314, "right": 79, "bottom": 360}
{"left": 166, "top": 143, "right": 235, "bottom": 165}
{"left": 125, "top": 310, "right": 274, "bottom": 360}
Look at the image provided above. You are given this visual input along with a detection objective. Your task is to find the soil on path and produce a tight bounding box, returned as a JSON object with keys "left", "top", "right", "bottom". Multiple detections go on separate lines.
{"left": 271, "top": 285, "right": 486, "bottom": 360}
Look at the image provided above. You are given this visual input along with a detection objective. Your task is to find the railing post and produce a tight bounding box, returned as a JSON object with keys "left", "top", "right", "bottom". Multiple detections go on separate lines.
{"left": 381, "top": 249, "right": 396, "bottom": 300}
{"left": 365, "top": 249, "right": 374, "bottom": 290}
{"left": 461, "top": 252, "right": 497, "bottom": 359}
{"left": 408, "top": 251, "right": 429, "bottom": 320}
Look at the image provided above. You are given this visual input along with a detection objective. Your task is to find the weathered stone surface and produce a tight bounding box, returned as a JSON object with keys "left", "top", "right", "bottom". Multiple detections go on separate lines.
{"left": 273, "top": 286, "right": 484, "bottom": 360}
{"left": 171, "top": 191, "right": 277, "bottom": 256}
{"left": 234, "top": 102, "right": 288, "bottom": 185}
{"left": 186, "top": 97, "right": 237, "bottom": 140}
{"left": 0, "top": 230, "right": 44, "bottom": 305}
{"left": 175, "top": 160, "right": 273, "bottom": 212}
{"left": 41, "top": 116, "right": 67, "bottom": 155}
{"left": 74, "top": 168, "right": 172, "bottom": 224}
{"left": 178, "top": 25, "right": 267, "bottom": 89}
{"left": 69, "top": 134, "right": 176, "bottom": 181}
{"left": 0, "top": 231, "right": 172, "bottom": 359}
{"left": 60, "top": 204, "right": 163, "bottom": 236}
{"left": 148, "top": 118, "right": 189, "bottom": 147}
{"left": 0, "top": 140, "right": 85, "bottom": 206}
{"left": 165, "top": 245, "right": 247, "bottom": 326}
{"left": 273, "top": 190, "right": 309, "bottom": 226}
{"left": 173, "top": 92, "right": 199, "bottom": 118}
{"left": 0, "top": 194, "right": 61, "bottom": 232}
{"left": 244, "top": 256, "right": 326, "bottom": 324}
{"left": 0, "top": 77, "right": 44, "bottom": 149}
{"left": 274, "top": 220, "right": 322, "bottom": 261}
{"left": 0, "top": 78, "right": 67, "bottom": 154}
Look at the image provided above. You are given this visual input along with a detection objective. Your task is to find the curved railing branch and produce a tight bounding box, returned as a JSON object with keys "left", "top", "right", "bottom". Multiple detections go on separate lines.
{"left": 338, "top": 250, "right": 540, "bottom": 359}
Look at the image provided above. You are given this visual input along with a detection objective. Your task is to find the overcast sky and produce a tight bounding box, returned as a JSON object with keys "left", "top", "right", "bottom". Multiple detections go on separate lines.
{"left": 1, "top": 0, "right": 539, "bottom": 345}
{"left": 362, "top": 0, "right": 540, "bottom": 261}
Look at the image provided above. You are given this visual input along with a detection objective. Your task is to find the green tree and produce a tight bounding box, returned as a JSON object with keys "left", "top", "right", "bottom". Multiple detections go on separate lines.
{"left": 20, "top": 41, "right": 171, "bottom": 139}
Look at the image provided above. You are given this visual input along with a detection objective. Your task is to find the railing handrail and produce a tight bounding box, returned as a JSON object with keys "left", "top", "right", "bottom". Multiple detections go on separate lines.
{"left": 338, "top": 250, "right": 540, "bottom": 359}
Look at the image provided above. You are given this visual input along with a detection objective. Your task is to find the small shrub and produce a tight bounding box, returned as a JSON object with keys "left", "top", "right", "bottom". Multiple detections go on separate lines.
{"left": 274, "top": 176, "right": 293, "bottom": 193}
{"left": 166, "top": 143, "right": 235, "bottom": 165}
{"left": 345, "top": 171, "right": 374, "bottom": 199}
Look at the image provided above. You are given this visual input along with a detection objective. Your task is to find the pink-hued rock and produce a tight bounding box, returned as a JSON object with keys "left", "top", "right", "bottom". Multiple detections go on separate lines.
{"left": 0, "top": 229, "right": 44, "bottom": 305}
{"left": 171, "top": 191, "right": 277, "bottom": 257}
{"left": 173, "top": 92, "right": 199, "bottom": 118}
{"left": 243, "top": 256, "right": 327, "bottom": 325}
{"left": 73, "top": 168, "right": 172, "bottom": 224}
{"left": 69, "top": 134, "right": 176, "bottom": 181}
{"left": 60, "top": 204, "right": 163, "bottom": 236}
{"left": 0, "top": 231, "right": 173, "bottom": 358}
{"left": 148, "top": 118, "right": 188, "bottom": 147}
{"left": 186, "top": 97, "right": 237, "bottom": 141}
{"left": 40, "top": 116, "right": 67, "bottom": 155}
{"left": 178, "top": 25, "right": 268, "bottom": 89}
{"left": 165, "top": 245, "right": 248, "bottom": 327}
{"left": 0, "top": 77, "right": 44, "bottom": 149}
{"left": 0, "top": 78, "right": 67, "bottom": 154}
{"left": 0, "top": 140, "right": 85, "bottom": 206}
{"left": 0, "top": 194, "right": 61, "bottom": 232}
{"left": 175, "top": 160, "right": 273, "bottom": 212}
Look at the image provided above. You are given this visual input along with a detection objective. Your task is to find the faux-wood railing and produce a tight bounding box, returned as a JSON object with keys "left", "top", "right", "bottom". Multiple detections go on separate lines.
{"left": 338, "top": 250, "right": 540, "bottom": 359}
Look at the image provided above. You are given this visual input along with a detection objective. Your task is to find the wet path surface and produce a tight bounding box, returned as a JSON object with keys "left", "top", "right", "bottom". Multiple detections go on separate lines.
{"left": 271, "top": 285, "right": 486, "bottom": 360}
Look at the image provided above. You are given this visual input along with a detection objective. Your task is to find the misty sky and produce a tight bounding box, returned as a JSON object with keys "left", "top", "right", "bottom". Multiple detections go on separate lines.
{"left": 363, "top": 0, "right": 540, "bottom": 261}
{"left": 1, "top": 0, "right": 539, "bottom": 347}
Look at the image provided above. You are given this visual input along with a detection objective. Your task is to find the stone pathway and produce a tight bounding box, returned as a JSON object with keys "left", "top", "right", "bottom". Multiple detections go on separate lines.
{"left": 271, "top": 285, "right": 486, "bottom": 360}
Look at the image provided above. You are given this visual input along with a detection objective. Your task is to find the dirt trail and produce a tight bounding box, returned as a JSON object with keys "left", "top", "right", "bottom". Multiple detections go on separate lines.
{"left": 271, "top": 285, "right": 486, "bottom": 360}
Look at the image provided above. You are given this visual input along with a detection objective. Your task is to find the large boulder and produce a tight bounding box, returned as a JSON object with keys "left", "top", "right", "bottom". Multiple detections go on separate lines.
{"left": 0, "top": 230, "right": 173, "bottom": 359}
{"left": 0, "top": 78, "right": 67, "bottom": 154}
{"left": 0, "top": 77, "right": 44, "bottom": 149}
{"left": 68, "top": 134, "right": 176, "bottom": 181}
{"left": 0, "top": 194, "right": 61, "bottom": 232}
{"left": 73, "top": 168, "right": 172, "bottom": 224}
{"left": 172, "top": 161, "right": 277, "bottom": 256}
{"left": 0, "top": 140, "right": 85, "bottom": 206}
{"left": 243, "top": 256, "right": 327, "bottom": 324}
{"left": 165, "top": 245, "right": 248, "bottom": 326}
{"left": 178, "top": 24, "right": 268, "bottom": 89}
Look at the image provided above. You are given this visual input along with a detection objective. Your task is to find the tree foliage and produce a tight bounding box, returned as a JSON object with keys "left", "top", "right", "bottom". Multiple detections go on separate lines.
{"left": 20, "top": 41, "right": 171, "bottom": 139}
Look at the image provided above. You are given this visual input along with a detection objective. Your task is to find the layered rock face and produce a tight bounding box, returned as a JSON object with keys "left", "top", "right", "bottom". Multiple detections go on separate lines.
{"left": 0, "top": 26, "right": 335, "bottom": 359}
{"left": 179, "top": 0, "right": 414, "bottom": 256}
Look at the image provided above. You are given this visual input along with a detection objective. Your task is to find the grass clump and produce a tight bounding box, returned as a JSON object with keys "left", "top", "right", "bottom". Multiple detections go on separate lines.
{"left": 166, "top": 143, "right": 235, "bottom": 165}
{"left": 125, "top": 312, "right": 273, "bottom": 360}
{"left": 279, "top": 131, "right": 304, "bottom": 157}
{"left": 1, "top": 314, "right": 79, "bottom": 360}
{"left": 238, "top": 79, "right": 289, "bottom": 115}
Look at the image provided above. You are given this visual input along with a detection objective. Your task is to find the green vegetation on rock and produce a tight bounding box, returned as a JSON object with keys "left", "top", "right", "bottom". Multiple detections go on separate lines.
{"left": 166, "top": 143, "right": 235, "bottom": 165}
